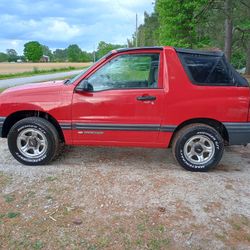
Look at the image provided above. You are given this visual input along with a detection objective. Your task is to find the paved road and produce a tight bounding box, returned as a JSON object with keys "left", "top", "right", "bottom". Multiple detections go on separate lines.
{"left": 0, "top": 69, "right": 83, "bottom": 89}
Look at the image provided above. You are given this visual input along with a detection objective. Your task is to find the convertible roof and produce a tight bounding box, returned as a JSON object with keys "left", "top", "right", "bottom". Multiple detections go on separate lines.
{"left": 175, "top": 47, "right": 224, "bottom": 57}
{"left": 106, "top": 46, "right": 224, "bottom": 58}
{"left": 116, "top": 46, "right": 163, "bottom": 52}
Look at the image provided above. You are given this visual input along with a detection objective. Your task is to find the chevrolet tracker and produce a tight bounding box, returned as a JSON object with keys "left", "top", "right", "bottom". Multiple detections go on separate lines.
{"left": 0, "top": 47, "right": 249, "bottom": 171}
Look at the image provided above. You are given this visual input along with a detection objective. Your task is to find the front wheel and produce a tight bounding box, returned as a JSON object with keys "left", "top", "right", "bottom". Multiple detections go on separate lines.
{"left": 8, "top": 117, "right": 60, "bottom": 165}
{"left": 172, "top": 124, "right": 224, "bottom": 172}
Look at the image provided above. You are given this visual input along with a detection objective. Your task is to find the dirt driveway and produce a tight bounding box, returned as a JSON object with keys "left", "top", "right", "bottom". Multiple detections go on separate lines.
{"left": 0, "top": 138, "right": 249, "bottom": 249}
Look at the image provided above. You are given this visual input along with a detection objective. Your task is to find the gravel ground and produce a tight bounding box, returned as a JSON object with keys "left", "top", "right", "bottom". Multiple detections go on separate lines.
{"left": 0, "top": 138, "right": 250, "bottom": 249}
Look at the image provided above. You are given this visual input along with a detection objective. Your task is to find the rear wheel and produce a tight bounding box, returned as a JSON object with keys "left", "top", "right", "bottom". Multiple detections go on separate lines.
{"left": 8, "top": 117, "right": 60, "bottom": 165}
{"left": 172, "top": 124, "right": 224, "bottom": 171}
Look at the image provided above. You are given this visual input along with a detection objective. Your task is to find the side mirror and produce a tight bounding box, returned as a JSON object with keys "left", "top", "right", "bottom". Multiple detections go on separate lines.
{"left": 75, "top": 80, "right": 94, "bottom": 92}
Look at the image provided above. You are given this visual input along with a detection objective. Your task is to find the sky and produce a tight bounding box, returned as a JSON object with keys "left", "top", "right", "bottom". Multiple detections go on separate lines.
{"left": 0, "top": 0, "right": 154, "bottom": 55}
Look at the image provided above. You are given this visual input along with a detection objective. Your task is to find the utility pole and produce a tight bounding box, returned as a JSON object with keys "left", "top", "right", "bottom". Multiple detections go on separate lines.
{"left": 135, "top": 13, "right": 138, "bottom": 47}
{"left": 93, "top": 45, "right": 96, "bottom": 63}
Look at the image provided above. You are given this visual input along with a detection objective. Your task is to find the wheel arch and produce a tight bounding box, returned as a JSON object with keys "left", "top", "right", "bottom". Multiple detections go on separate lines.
{"left": 2, "top": 110, "right": 65, "bottom": 142}
{"left": 169, "top": 118, "right": 229, "bottom": 147}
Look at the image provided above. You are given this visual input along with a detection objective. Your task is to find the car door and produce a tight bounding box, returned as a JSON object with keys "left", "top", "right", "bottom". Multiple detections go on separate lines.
{"left": 71, "top": 51, "right": 165, "bottom": 146}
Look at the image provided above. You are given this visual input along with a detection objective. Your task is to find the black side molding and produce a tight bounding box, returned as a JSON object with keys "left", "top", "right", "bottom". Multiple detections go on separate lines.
{"left": 224, "top": 122, "right": 250, "bottom": 145}
{"left": 59, "top": 123, "right": 72, "bottom": 130}
{"left": 59, "top": 123, "right": 177, "bottom": 133}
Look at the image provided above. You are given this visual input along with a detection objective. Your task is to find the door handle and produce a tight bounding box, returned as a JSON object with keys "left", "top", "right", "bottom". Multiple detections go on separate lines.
{"left": 137, "top": 95, "right": 156, "bottom": 101}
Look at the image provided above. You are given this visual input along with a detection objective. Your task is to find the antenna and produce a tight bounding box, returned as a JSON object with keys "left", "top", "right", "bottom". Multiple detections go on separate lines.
{"left": 136, "top": 13, "right": 138, "bottom": 47}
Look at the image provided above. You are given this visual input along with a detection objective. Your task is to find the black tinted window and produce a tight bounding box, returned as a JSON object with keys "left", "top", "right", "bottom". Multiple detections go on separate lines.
{"left": 178, "top": 53, "right": 235, "bottom": 86}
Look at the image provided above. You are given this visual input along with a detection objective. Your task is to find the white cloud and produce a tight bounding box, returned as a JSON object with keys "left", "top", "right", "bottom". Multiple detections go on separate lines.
{"left": 0, "top": 0, "right": 154, "bottom": 54}
{"left": 33, "top": 18, "right": 82, "bottom": 41}
{"left": 0, "top": 39, "right": 26, "bottom": 54}
{"left": 0, "top": 15, "right": 82, "bottom": 41}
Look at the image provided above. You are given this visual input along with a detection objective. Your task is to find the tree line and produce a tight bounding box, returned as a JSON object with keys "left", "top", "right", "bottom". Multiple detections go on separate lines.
{"left": 0, "top": 41, "right": 93, "bottom": 63}
{"left": 128, "top": 0, "right": 250, "bottom": 74}
{"left": 0, "top": 41, "right": 124, "bottom": 63}
{"left": 1, "top": 0, "right": 249, "bottom": 74}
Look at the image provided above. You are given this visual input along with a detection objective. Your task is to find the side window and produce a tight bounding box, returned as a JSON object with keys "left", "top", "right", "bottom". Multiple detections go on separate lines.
{"left": 87, "top": 53, "right": 160, "bottom": 91}
{"left": 178, "top": 53, "right": 236, "bottom": 86}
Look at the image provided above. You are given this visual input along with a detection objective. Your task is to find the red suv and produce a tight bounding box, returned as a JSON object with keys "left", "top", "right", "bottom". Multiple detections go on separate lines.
{"left": 0, "top": 47, "right": 249, "bottom": 171}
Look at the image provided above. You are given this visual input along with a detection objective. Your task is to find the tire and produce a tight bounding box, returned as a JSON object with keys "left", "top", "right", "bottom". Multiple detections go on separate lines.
{"left": 8, "top": 117, "right": 60, "bottom": 166}
{"left": 172, "top": 123, "right": 224, "bottom": 172}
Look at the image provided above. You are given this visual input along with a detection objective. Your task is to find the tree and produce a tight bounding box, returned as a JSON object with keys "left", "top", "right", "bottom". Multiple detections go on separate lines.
{"left": 24, "top": 41, "right": 43, "bottom": 62}
{"left": 42, "top": 45, "right": 53, "bottom": 61}
{"left": 67, "top": 44, "right": 82, "bottom": 62}
{"left": 224, "top": 0, "right": 233, "bottom": 60}
{"left": 232, "top": 1, "right": 250, "bottom": 73}
{"left": 53, "top": 49, "right": 67, "bottom": 62}
{"left": 138, "top": 12, "right": 159, "bottom": 47}
{"left": 6, "top": 49, "right": 18, "bottom": 62}
{"left": 96, "top": 41, "right": 124, "bottom": 60}
{"left": 128, "top": 12, "right": 159, "bottom": 47}
{"left": 247, "top": 40, "right": 250, "bottom": 74}
{"left": 0, "top": 52, "right": 8, "bottom": 62}
{"left": 127, "top": 0, "right": 249, "bottom": 72}
{"left": 203, "top": 0, "right": 250, "bottom": 70}
{"left": 81, "top": 51, "right": 92, "bottom": 62}
{"left": 53, "top": 46, "right": 91, "bottom": 62}
{"left": 156, "top": 0, "right": 211, "bottom": 48}
{"left": 127, "top": 38, "right": 134, "bottom": 48}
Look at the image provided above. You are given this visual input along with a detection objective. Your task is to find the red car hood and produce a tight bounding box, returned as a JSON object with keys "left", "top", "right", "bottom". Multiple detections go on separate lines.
{"left": 2, "top": 80, "right": 65, "bottom": 94}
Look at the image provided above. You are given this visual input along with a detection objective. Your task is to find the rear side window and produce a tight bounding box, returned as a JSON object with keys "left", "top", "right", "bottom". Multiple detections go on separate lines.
{"left": 178, "top": 52, "right": 248, "bottom": 86}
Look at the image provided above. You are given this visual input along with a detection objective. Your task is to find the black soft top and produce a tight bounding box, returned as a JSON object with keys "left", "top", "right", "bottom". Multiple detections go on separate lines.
{"left": 116, "top": 46, "right": 163, "bottom": 53}
{"left": 176, "top": 48, "right": 248, "bottom": 87}
{"left": 175, "top": 47, "right": 224, "bottom": 57}
{"left": 116, "top": 46, "right": 223, "bottom": 56}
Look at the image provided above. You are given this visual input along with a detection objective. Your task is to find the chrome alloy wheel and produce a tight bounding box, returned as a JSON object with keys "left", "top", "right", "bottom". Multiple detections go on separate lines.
{"left": 183, "top": 135, "right": 215, "bottom": 165}
{"left": 17, "top": 128, "right": 48, "bottom": 158}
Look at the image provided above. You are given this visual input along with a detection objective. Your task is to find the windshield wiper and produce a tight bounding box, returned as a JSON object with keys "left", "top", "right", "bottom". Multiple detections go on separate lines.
{"left": 63, "top": 79, "right": 71, "bottom": 84}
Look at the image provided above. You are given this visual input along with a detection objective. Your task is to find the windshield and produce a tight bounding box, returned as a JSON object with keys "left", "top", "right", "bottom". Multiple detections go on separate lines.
{"left": 67, "top": 51, "right": 114, "bottom": 84}
{"left": 68, "top": 65, "right": 92, "bottom": 83}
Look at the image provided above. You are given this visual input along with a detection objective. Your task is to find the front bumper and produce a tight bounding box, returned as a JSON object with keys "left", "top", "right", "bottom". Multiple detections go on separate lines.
{"left": 224, "top": 122, "right": 250, "bottom": 145}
